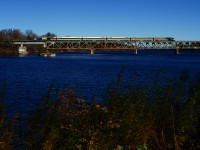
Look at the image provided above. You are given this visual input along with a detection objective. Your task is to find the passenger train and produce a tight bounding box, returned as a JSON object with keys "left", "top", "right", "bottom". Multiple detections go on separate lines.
{"left": 36, "top": 37, "right": 175, "bottom": 42}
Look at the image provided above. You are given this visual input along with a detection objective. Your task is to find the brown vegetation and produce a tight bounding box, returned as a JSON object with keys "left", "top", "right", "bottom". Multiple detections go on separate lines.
{"left": 1, "top": 72, "right": 200, "bottom": 149}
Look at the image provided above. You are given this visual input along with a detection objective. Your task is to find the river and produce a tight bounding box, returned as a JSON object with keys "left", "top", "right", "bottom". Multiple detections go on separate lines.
{"left": 1, "top": 49, "right": 200, "bottom": 117}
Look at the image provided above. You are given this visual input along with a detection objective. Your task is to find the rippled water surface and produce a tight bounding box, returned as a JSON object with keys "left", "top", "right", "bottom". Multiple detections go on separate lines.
{"left": 1, "top": 50, "right": 200, "bottom": 117}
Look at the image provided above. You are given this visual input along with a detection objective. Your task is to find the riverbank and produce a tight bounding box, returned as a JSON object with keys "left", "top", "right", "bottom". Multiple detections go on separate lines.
{"left": 0, "top": 48, "right": 18, "bottom": 56}
{"left": 0, "top": 46, "right": 46, "bottom": 56}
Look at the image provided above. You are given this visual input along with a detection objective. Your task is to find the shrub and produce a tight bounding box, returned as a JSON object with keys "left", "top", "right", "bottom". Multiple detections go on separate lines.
{"left": 2, "top": 72, "right": 200, "bottom": 149}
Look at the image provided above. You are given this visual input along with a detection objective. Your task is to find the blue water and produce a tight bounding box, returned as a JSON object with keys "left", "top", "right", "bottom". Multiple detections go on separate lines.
{"left": 1, "top": 50, "right": 200, "bottom": 117}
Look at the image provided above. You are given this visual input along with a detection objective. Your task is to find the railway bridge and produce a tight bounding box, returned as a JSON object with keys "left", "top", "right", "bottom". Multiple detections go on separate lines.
{"left": 13, "top": 37, "right": 200, "bottom": 55}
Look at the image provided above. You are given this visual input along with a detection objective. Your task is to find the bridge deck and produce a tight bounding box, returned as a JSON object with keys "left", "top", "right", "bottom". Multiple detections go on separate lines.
{"left": 12, "top": 40, "right": 200, "bottom": 50}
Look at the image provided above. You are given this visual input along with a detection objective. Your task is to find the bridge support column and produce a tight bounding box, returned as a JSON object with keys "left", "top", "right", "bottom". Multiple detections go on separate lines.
{"left": 175, "top": 47, "right": 180, "bottom": 55}
{"left": 134, "top": 47, "right": 138, "bottom": 55}
{"left": 18, "top": 44, "right": 28, "bottom": 55}
{"left": 43, "top": 43, "right": 47, "bottom": 48}
{"left": 90, "top": 49, "right": 94, "bottom": 55}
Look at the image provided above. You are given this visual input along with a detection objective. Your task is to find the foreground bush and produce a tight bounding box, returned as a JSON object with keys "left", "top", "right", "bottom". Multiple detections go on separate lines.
{"left": 0, "top": 83, "right": 16, "bottom": 150}
{"left": 22, "top": 72, "right": 200, "bottom": 150}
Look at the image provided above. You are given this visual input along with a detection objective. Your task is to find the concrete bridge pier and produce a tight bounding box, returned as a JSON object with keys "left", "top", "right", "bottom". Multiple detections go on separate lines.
{"left": 90, "top": 49, "right": 94, "bottom": 55}
{"left": 43, "top": 43, "right": 47, "bottom": 48}
{"left": 175, "top": 47, "right": 180, "bottom": 55}
{"left": 18, "top": 44, "right": 28, "bottom": 55}
{"left": 134, "top": 47, "right": 138, "bottom": 55}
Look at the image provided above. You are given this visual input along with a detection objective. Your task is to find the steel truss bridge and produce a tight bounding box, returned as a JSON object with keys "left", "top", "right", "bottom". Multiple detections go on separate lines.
{"left": 13, "top": 39, "right": 200, "bottom": 54}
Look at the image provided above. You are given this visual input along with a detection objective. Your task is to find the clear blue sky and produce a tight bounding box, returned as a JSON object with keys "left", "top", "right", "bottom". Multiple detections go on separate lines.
{"left": 1, "top": 0, "right": 200, "bottom": 40}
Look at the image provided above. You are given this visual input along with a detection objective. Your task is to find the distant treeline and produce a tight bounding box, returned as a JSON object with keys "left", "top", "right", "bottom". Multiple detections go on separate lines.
{"left": 0, "top": 29, "right": 56, "bottom": 41}
{"left": 0, "top": 29, "right": 56, "bottom": 54}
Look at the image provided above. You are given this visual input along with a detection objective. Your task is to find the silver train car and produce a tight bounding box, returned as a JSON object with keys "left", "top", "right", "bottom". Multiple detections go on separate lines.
{"left": 37, "top": 37, "right": 175, "bottom": 41}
